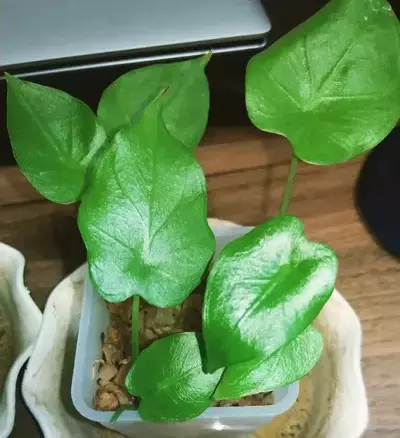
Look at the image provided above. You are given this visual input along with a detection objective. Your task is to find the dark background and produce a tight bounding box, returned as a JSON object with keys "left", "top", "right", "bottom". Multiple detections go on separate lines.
{"left": 2, "top": 0, "right": 399, "bottom": 164}
{"left": 0, "top": 0, "right": 335, "bottom": 165}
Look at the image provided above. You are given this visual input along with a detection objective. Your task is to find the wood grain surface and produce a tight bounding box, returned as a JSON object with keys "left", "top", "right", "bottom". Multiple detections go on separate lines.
{"left": 2, "top": 128, "right": 399, "bottom": 437}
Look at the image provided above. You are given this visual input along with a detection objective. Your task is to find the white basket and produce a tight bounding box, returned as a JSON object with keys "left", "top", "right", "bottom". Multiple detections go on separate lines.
{"left": 0, "top": 243, "right": 42, "bottom": 438}
{"left": 22, "top": 219, "right": 368, "bottom": 438}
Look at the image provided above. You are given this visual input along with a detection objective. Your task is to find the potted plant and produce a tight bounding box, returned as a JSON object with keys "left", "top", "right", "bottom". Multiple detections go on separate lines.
{"left": 5, "top": 0, "right": 399, "bottom": 436}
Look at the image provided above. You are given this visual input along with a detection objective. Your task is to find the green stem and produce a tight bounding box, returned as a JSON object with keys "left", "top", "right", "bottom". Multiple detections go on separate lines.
{"left": 280, "top": 154, "right": 299, "bottom": 216}
{"left": 131, "top": 295, "right": 140, "bottom": 362}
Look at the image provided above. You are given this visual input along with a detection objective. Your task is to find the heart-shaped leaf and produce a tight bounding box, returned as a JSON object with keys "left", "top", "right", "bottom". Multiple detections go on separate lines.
{"left": 203, "top": 215, "right": 337, "bottom": 372}
{"left": 126, "top": 332, "right": 223, "bottom": 422}
{"left": 6, "top": 75, "right": 106, "bottom": 203}
{"left": 79, "top": 93, "right": 214, "bottom": 307}
{"left": 214, "top": 325, "right": 323, "bottom": 400}
{"left": 246, "top": 0, "right": 400, "bottom": 165}
{"left": 98, "top": 54, "right": 210, "bottom": 149}
{"left": 6, "top": 74, "right": 106, "bottom": 203}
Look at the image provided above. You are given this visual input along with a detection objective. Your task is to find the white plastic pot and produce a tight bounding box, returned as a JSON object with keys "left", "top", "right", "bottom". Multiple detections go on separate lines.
{"left": 71, "top": 222, "right": 299, "bottom": 438}
{"left": 0, "top": 243, "right": 42, "bottom": 438}
{"left": 22, "top": 219, "right": 368, "bottom": 438}
{"left": 72, "top": 283, "right": 298, "bottom": 437}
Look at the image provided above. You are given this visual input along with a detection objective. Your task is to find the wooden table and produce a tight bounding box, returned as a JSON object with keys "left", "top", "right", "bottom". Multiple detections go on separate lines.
{"left": 2, "top": 128, "right": 399, "bottom": 437}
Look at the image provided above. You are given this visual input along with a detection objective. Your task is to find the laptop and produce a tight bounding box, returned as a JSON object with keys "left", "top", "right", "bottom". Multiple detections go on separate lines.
{"left": 1, "top": 0, "right": 271, "bottom": 77}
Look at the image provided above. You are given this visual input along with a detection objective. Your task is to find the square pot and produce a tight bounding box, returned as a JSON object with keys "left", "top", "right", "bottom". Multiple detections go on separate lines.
{"left": 71, "top": 223, "right": 299, "bottom": 438}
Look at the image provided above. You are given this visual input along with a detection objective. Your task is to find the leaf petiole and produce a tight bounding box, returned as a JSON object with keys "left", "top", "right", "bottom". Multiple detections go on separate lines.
{"left": 110, "top": 405, "right": 137, "bottom": 423}
{"left": 132, "top": 295, "right": 140, "bottom": 362}
{"left": 280, "top": 154, "right": 299, "bottom": 216}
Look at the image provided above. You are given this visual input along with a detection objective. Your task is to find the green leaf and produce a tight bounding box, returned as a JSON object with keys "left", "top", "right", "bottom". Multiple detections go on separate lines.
{"left": 246, "top": 0, "right": 400, "bottom": 165}
{"left": 98, "top": 54, "right": 210, "bottom": 149}
{"left": 214, "top": 326, "right": 323, "bottom": 400}
{"left": 6, "top": 74, "right": 106, "bottom": 203}
{"left": 78, "top": 93, "right": 215, "bottom": 307}
{"left": 203, "top": 215, "right": 337, "bottom": 372}
{"left": 125, "top": 333, "right": 223, "bottom": 422}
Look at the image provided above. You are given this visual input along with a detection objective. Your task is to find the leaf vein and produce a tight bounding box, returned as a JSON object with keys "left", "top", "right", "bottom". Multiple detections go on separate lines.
{"left": 87, "top": 224, "right": 137, "bottom": 255}
{"left": 113, "top": 152, "right": 147, "bottom": 228}
{"left": 314, "top": 38, "right": 357, "bottom": 97}
{"left": 302, "top": 34, "right": 313, "bottom": 96}
{"left": 148, "top": 172, "right": 193, "bottom": 247}
{"left": 267, "top": 72, "right": 301, "bottom": 109}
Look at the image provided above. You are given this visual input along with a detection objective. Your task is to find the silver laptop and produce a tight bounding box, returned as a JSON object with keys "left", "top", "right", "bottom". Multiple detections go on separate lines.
{"left": 1, "top": 0, "right": 271, "bottom": 76}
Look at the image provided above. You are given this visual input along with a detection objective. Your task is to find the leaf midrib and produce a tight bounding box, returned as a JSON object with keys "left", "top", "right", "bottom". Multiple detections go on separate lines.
{"left": 146, "top": 365, "right": 200, "bottom": 400}
{"left": 234, "top": 263, "right": 293, "bottom": 335}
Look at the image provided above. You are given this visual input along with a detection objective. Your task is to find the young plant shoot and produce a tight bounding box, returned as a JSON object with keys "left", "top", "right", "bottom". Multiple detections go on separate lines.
{"left": 6, "top": 0, "right": 399, "bottom": 423}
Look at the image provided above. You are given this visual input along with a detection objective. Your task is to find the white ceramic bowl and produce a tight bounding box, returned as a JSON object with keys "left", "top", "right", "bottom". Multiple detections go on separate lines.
{"left": 22, "top": 220, "right": 368, "bottom": 438}
{"left": 0, "top": 243, "right": 42, "bottom": 438}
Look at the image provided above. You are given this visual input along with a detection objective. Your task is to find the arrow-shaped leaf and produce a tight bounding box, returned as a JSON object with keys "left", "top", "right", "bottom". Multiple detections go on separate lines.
{"left": 203, "top": 215, "right": 337, "bottom": 372}
{"left": 98, "top": 54, "right": 210, "bottom": 149}
{"left": 246, "top": 0, "right": 400, "bottom": 164}
{"left": 214, "top": 325, "right": 323, "bottom": 400}
{"left": 126, "top": 333, "right": 223, "bottom": 422}
{"left": 6, "top": 74, "right": 106, "bottom": 203}
{"left": 79, "top": 93, "right": 214, "bottom": 307}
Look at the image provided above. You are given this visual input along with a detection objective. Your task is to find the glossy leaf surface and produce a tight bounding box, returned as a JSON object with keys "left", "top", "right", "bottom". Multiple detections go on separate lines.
{"left": 79, "top": 95, "right": 214, "bottom": 306}
{"left": 98, "top": 55, "right": 210, "bottom": 149}
{"left": 126, "top": 333, "right": 223, "bottom": 422}
{"left": 203, "top": 215, "right": 337, "bottom": 372}
{"left": 246, "top": 0, "right": 400, "bottom": 164}
{"left": 214, "top": 326, "right": 323, "bottom": 400}
{"left": 6, "top": 74, "right": 106, "bottom": 203}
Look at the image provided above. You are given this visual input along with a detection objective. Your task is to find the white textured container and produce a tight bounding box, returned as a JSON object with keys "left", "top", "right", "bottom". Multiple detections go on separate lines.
{"left": 23, "top": 219, "right": 368, "bottom": 438}
{"left": 0, "top": 243, "right": 42, "bottom": 438}
{"left": 71, "top": 223, "right": 299, "bottom": 438}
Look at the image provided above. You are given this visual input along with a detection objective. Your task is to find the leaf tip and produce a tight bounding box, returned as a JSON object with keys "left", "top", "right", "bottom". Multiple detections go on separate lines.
{"left": 150, "top": 86, "right": 169, "bottom": 106}
{"left": 125, "top": 363, "right": 137, "bottom": 395}
{"left": 201, "top": 51, "right": 213, "bottom": 66}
